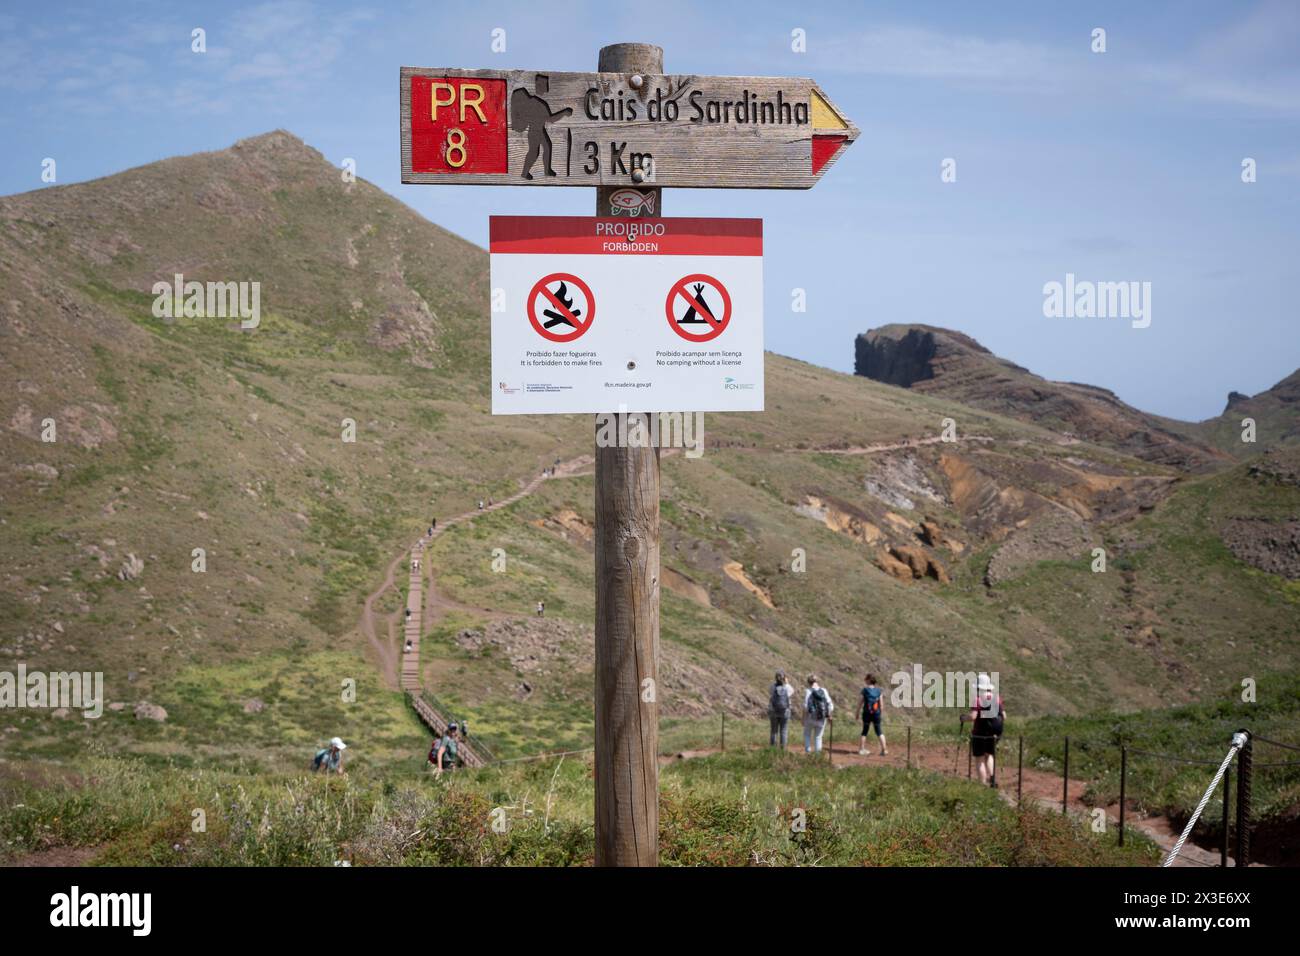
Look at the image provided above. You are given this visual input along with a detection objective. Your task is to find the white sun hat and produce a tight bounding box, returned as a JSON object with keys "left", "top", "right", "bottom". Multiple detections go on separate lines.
{"left": 976, "top": 674, "right": 995, "bottom": 692}
{"left": 330, "top": 737, "right": 347, "bottom": 750}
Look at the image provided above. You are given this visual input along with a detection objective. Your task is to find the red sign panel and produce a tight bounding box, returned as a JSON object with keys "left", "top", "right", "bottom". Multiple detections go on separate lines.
{"left": 489, "top": 217, "right": 763, "bottom": 256}
{"left": 409, "top": 76, "right": 507, "bottom": 174}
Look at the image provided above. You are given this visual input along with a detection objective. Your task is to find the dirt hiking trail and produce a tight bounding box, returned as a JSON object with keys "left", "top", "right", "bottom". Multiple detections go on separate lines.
{"left": 358, "top": 455, "right": 593, "bottom": 693}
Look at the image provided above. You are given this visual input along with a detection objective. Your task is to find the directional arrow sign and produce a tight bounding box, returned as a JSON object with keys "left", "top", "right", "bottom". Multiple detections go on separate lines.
{"left": 400, "top": 67, "right": 858, "bottom": 189}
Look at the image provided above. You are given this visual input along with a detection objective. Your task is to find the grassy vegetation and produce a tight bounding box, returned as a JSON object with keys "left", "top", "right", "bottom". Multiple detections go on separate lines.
{"left": 0, "top": 749, "right": 1158, "bottom": 867}
{"left": 2, "top": 132, "right": 1296, "bottom": 867}
{"left": 1019, "top": 672, "right": 1300, "bottom": 858}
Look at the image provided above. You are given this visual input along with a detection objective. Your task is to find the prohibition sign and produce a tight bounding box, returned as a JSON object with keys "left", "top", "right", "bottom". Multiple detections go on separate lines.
{"left": 528, "top": 273, "right": 595, "bottom": 343}
{"left": 665, "top": 273, "right": 732, "bottom": 343}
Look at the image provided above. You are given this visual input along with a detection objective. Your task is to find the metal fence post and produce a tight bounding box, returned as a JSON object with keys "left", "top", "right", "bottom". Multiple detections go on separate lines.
{"left": 1062, "top": 735, "right": 1069, "bottom": 814}
{"left": 1221, "top": 765, "right": 1230, "bottom": 867}
{"left": 1118, "top": 745, "right": 1126, "bottom": 847}
{"left": 906, "top": 725, "right": 912, "bottom": 769}
{"left": 1235, "top": 729, "right": 1252, "bottom": 868}
{"left": 721, "top": 712, "right": 725, "bottom": 753}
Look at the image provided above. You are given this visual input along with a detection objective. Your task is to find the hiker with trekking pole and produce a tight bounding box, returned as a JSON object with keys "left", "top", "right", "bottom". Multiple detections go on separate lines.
{"left": 960, "top": 674, "right": 1004, "bottom": 787}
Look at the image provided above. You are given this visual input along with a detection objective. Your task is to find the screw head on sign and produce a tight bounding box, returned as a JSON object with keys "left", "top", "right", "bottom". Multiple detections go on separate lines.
{"left": 627, "top": 361, "right": 636, "bottom": 370}
{"left": 631, "top": 168, "right": 646, "bottom": 184}
{"left": 630, "top": 74, "right": 644, "bottom": 89}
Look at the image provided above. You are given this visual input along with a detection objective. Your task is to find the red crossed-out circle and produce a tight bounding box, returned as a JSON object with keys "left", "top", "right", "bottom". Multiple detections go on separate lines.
{"left": 665, "top": 273, "right": 732, "bottom": 343}
{"left": 528, "top": 273, "right": 595, "bottom": 343}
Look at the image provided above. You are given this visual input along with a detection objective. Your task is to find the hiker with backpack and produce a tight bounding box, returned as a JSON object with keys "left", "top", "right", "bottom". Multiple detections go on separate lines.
{"left": 855, "top": 673, "right": 888, "bottom": 756}
{"left": 429, "top": 722, "right": 462, "bottom": 775}
{"left": 312, "top": 737, "right": 347, "bottom": 775}
{"left": 961, "top": 674, "right": 1004, "bottom": 787}
{"left": 768, "top": 670, "right": 795, "bottom": 748}
{"left": 802, "top": 675, "right": 834, "bottom": 753}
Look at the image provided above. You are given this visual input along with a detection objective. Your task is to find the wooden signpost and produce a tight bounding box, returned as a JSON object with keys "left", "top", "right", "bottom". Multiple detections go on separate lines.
{"left": 400, "top": 43, "right": 856, "bottom": 867}
{"left": 400, "top": 63, "right": 857, "bottom": 190}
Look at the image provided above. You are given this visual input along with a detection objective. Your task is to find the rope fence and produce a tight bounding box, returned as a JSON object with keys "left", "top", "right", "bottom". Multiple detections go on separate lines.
{"left": 1161, "top": 733, "right": 1246, "bottom": 867}
{"left": 396, "top": 693, "right": 1293, "bottom": 866}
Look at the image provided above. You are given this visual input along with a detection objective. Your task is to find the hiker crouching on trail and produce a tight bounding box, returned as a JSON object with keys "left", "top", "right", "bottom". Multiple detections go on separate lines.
{"left": 312, "top": 737, "right": 347, "bottom": 775}
{"left": 855, "top": 673, "right": 887, "bottom": 757}
{"left": 429, "top": 723, "right": 462, "bottom": 775}
{"left": 961, "top": 675, "right": 1005, "bottom": 787}
{"left": 768, "top": 670, "right": 795, "bottom": 748}
{"left": 802, "top": 675, "right": 834, "bottom": 753}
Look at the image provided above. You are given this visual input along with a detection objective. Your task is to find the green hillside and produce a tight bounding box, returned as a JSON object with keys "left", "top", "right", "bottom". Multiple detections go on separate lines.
{"left": 1, "top": 130, "right": 1297, "bottom": 790}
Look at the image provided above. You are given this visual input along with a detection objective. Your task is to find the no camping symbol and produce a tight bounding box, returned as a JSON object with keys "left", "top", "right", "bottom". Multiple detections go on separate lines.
{"left": 527, "top": 273, "right": 595, "bottom": 343}
{"left": 666, "top": 273, "right": 732, "bottom": 343}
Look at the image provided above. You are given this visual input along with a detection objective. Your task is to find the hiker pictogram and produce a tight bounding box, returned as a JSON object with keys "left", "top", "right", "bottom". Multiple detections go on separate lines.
{"left": 665, "top": 273, "right": 732, "bottom": 342}
{"left": 528, "top": 272, "right": 595, "bottom": 342}
{"left": 510, "top": 75, "right": 573, "bottom": 179}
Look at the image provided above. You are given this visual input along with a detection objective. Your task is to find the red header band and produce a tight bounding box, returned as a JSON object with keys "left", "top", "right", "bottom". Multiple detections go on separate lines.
{"left": 490, "top": 216, "right": 763, "bottom": 256}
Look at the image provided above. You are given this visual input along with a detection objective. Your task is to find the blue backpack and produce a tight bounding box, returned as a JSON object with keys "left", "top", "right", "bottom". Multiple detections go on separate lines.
{"left": 863, "top": 686, "right": 882, "bottom": 715}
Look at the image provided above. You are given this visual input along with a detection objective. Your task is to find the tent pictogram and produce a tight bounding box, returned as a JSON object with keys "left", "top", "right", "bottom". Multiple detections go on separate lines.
{"left": 527, "top": 272, "right": 595, "bottom": 342}
{"left": 665, "top": 273, "right": 732, "bottom": 343}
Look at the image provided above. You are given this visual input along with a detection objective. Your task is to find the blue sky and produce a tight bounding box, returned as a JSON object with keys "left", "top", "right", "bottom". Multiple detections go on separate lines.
{"left": 2, "top": 0, "right": 1297, "bottom": 420}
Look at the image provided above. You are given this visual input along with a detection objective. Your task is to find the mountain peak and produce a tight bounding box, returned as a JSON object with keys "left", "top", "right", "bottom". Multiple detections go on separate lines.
{"left": 229, "top": 129, "right": 325, "bottom": 163}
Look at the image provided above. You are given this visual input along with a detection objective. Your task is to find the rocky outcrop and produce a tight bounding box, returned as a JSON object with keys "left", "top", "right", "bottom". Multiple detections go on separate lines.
{"left": 854, "top": 324, "right": 1230, "bottom": 472}
{"left": 1219, "top": 517, "right": 1300, "bottom": 580}
{"left": 796, "top": 494, "right": 883, "bottom": 544}
{"left": 722, "top": 561, "right": 775, "bottom": 608}
{"left": 984, "top": 511, "right": 1099, "bottom": 586}
{"left": 663, "top": 567, "right": 711, "bottom": 607}
{"left": 875, "top": 550, "right": 913, "bottom": 581}
{"left": 117, "top": 554, "right": 144, "bottom": 581}
{"left": 134, "top": 701, "right": 167, "bottom": 722}
{"left": 878, "top": 544, "right": 950, "bottom": 583}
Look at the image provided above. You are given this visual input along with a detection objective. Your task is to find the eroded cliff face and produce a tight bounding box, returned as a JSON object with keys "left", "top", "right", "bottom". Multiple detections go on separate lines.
{"left": 853, "top": 324, "right": 1231, "bottom": 473}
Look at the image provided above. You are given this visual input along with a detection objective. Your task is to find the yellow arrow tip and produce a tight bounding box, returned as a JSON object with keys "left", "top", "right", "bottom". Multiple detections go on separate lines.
{"left": 811, "top": 89, "right": 849, "bottom": 130}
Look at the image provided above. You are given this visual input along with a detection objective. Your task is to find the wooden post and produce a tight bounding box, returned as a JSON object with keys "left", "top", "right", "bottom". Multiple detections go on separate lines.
{"left": 1018, "top": 736, "right": 1024, "bottom": 808}
{"left": 593, "top": 41, "right": 663, "bottom": 868}
{"left": 1062, "top": 735, "right": 1069, "bottom": 814}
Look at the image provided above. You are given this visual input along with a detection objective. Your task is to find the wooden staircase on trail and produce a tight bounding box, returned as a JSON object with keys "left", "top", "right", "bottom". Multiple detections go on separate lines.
{"left": 387, "top": 459, "right": 593, "bottom": 769}
{"left": 399, "top": 535, "right": 490, "bottom": 767}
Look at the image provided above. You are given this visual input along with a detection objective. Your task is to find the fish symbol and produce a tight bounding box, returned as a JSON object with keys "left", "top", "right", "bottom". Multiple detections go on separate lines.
{"left": 608, "top": 189, "right": 655, "bottom": 216}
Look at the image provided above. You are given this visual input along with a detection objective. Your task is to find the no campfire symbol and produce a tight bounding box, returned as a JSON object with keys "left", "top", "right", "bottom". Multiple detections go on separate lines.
{"left": 527, "top": 272, "right": 595, "bottom": 343}
{"left": 665, "top": 273, "right": 732, "bottom": 343}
